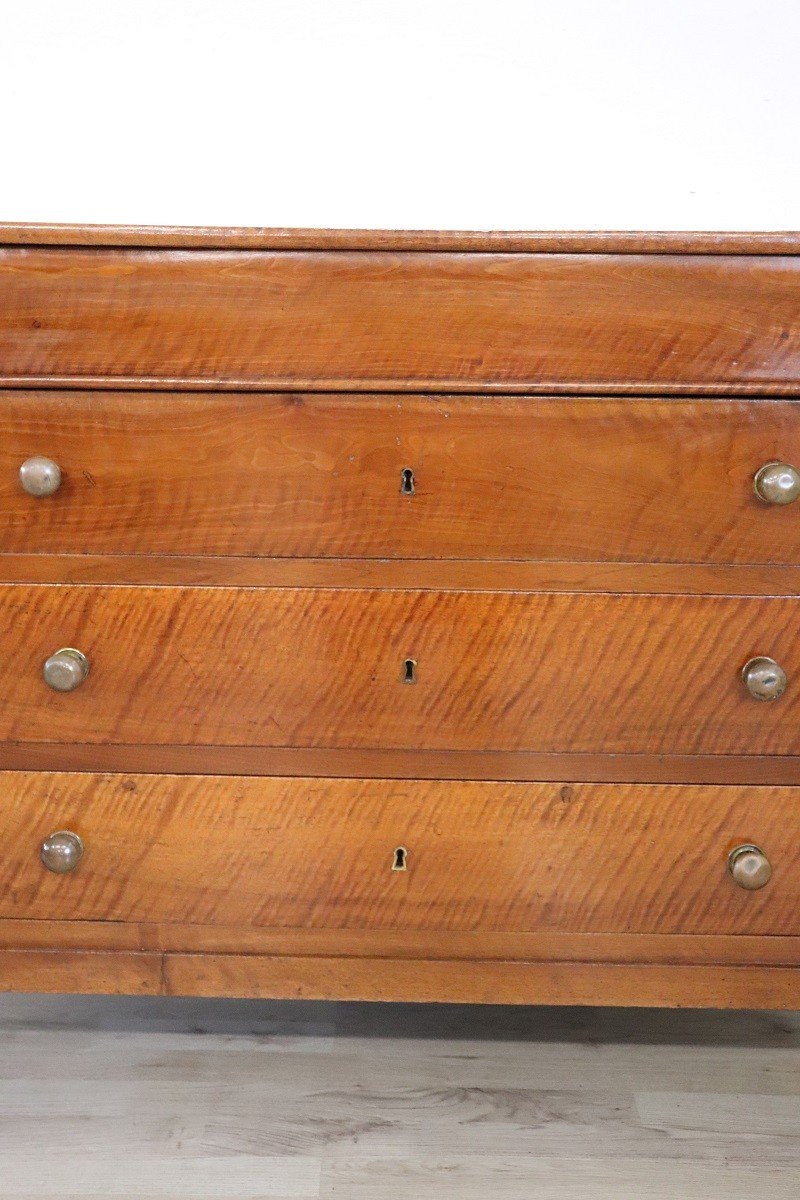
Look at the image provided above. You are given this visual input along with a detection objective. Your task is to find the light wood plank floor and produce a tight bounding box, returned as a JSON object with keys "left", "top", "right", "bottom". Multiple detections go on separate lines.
{"left": 0, "top": 996, "right": 797, "bottom": 1198}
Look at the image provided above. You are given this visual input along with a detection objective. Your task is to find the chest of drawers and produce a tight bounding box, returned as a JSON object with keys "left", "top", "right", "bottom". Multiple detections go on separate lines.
{"left": 1, "top": 224, "right": 800, "bottom": 1008}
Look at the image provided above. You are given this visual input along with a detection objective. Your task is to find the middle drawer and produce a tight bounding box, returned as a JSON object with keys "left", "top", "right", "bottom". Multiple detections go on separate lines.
{"left": 5, "top": 584, "right": 800, "bottom": 755}
{"left": 4, "top": 392, "right": 800, "bottom": 563}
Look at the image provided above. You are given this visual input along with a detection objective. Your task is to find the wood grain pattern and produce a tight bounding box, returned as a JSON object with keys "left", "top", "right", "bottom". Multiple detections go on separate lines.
{"left": 0, "top": 950, "right": 162, "bottom": 995}
{"left": 7, "top": 744, "right": 800, "bottom": 786}
{"left": 2, "top": 222, "right": 799, "bottom": 253}
{"left": 3, "top": 228, "right": 800, "bottom": 1009}
{"left": 4, "top": 554, "right": 800, "bottom": 596}
{"left": 3, "top": 584, "right": 800, "bottom": 755}
{"left": 163, "top": 955, "right": 800, "bottom": 1008}
{"left": 2, "top": 250, "right": 799, "bottom": 393}
{"left": 4, "top": 919, "right": 800, "bottom": 966}
{"left": 2, "top": 947, "right": 799, "bottom": 1006}
{"left": 1, "top": 773, "right": 797, "bottom": 936}
{"left": 6, "top": 392, "right": 800, "bottom": 563}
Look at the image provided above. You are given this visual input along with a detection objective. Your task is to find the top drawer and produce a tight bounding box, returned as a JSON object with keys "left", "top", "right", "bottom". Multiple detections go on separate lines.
{"left": 1, "top": 248, "right": 799, "bottom": 392}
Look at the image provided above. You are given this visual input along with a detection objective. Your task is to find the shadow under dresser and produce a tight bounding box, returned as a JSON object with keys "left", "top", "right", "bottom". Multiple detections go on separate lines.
{"left": 0, "top": 224, "right": 799, "bottom": 1007}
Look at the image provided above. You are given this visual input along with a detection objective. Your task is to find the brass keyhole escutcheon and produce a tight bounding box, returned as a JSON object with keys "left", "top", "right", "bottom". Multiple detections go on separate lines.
{"left": 392, "top": 846, "right": 408, "bottom": 872}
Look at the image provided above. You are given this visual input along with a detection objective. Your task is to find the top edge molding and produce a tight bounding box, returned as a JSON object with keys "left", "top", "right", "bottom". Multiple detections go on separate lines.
{"left": 1, "top": 224, "right": 799, "bottom": 254}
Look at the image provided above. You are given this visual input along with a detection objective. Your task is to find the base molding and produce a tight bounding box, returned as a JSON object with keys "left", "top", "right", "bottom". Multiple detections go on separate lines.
{"left": 1, "top": 948, "right": 797, "bottom": 1009}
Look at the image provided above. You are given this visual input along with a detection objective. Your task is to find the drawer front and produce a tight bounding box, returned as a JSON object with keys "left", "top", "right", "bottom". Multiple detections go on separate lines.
{"left": 5, "top": 392, "right": 800, "bottom": 564}
{"left": 4, "top": 584, "right": 800, "bottom": 755}
{"left": 3, "top": 773, "right": 797, "bottom": 935}
{"left": 1, "top": 249, "right": 799, "bottom": 392}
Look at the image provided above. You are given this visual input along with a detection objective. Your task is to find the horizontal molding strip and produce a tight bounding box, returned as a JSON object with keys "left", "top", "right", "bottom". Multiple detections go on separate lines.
{"left": 0, "top": 949, "right": 796, "bottom": 1006}
{"left": 2, "top": 921, "right": 800, "bottom": 965}
{"left": 1, "top": 224, "right": 799, "bottom": 254}
{"left": 3, "top": 744, "right": 800, "bottom": 784}
{"left": 1, "top": 555, "right": 799, "bottom": 593}
{"left": 4, "top": 378, "right": 800, "bottom": 396}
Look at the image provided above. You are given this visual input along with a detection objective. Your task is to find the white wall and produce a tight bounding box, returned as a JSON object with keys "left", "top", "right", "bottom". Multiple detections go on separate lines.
{"left": 2, "top": 0, "right": 798, "bottom": 230}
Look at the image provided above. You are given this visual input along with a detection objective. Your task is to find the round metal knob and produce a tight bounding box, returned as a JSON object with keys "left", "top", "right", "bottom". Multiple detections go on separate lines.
{"left": 754, "top": 461, "right": 800, "bottom": 506}
{"left": 728, "top": 844, "right": 772, "bottom": 891}
{"left": 19, "top": 456, "right": 62, "bottom": 498}
{"left": 42, "top": 648, "right": 90, "bottom": 693}
{"left": 40, "top": 830, "right": 84, "bottom": 874}
{"left": 741, "top": 656, "right": 787, "bottom": 701}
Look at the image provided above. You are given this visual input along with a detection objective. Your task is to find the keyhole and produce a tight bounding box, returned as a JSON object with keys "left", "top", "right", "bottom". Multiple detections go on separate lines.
{"left": 392, "top": 846, "right": 408, "bottom": 872}
{"left": 403, "top": 658, "right": 417, "bottom": 684}
{"left": 400, "top": 467, "right": 415, "bottom": 495}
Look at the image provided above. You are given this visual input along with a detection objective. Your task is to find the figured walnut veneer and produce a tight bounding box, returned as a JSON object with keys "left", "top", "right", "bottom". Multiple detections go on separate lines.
{"left": 1, "top": 246, "right": 799, "bottom": 392}
{"left": 2, "top": 226, "right": 800, "bottom": 1006}
{"left": 2, "top": 392, "right": 800, "bottom": 564}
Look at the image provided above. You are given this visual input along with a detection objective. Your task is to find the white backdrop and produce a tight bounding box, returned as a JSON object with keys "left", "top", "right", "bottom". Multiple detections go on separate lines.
{"left": 2, "top": 0, "right": 798, "bottom": 230}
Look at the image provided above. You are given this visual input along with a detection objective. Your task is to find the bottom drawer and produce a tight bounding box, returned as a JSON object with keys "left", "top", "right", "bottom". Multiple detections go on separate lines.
{"left": 1, "top": 772, "right": 798, "bottom": 937}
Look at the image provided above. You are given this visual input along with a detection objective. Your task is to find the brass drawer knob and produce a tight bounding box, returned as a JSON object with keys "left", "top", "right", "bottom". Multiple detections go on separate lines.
{"left": 19, "top": 456, "right": 62, "bottom": 498}
{"left": 40, "top": 830, "right": 84, "bottom": 874}
{"left": 728, "top": 843, "right": 772, "bottom": 890}
{"left": 42, "top": 648, "right": 90, "bottom": 693}
{"left": 741, "top": 656, "right": 787, "bottom": 701}
{"left": 754, "top": 461, "right": 800, "bottom": 505}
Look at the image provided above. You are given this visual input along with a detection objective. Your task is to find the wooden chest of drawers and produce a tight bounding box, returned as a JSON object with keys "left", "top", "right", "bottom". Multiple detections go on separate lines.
{"left": 1, "top": 224, "right": 800, "bottom": 1008}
